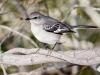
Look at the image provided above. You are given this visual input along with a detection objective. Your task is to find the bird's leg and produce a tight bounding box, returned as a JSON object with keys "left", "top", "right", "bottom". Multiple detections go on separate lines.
{"left": 52, "top": 42, "right": 58, "bottom": 50}
{"left": 47, "top": 42, "right": 58, "bottom": 56}
{"left": 36, "top": 42, "right": 57, "bottom": 56}
{"left": 36, "top": 43, "right": 48, "bottom": 53}
{"left": 42, "top": 43, "right": 52, "bottom": 56}
{"left": 36, "top": 48, "right": 40, "bottom": 53}
{"left": 43, "top": 43, "right": 49, "bottom": 49}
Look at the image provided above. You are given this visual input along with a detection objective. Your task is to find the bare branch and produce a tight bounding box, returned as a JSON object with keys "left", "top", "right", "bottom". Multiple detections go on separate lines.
{"left": 73, "top": 5, "right": 100, "bottom": 11}
{"left": 53, "top": 0, "right": 63, "bottom": 18}
{"left": 26, "top": 0, "right": 36, "bottom": 11}
{"left": 0, "top": 20, "right": 21, "bottom": 46}
{"left": 0, "top": 48, "right": 98, "bottom": 66}
{"left": 0, "top": 64, "right": 7, "bottom": 75}
{"left": 0, "top": 25, "right": 38, "bottom": 48}
{"left": 9, "top": 72, "right": 28, "bottom": 75}
{"left": 67, "top": 5, "right": 100, "bottom": 16}
{"left": 62, "top": 4, "right": 100, "bottom": 22}
{"left": 9, "top": 68, "right": 44, "bottom": 75}
{"left": 44, "top": 0, "right": 49, "bottom": 16}
{"left": 11, "top": 0, "right": 28, "bottom": 18}
{"left": 0, "top": 0, "right": 8, "bottom": 10}
{"left": 0, "top": 1, "right": 25, "bottom": 15}
{"left": 28, "top": 68, "right": 44, "bottom": 75}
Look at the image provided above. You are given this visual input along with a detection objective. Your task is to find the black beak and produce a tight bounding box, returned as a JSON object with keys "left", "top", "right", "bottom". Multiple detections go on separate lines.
{"left": 25, "top": 18, "right": 31, "bottom": 20}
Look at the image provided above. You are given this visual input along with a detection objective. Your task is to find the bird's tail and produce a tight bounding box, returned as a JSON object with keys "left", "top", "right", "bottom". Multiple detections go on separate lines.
{"left": 71, "top": 25, "right": 97, "bottom": 29}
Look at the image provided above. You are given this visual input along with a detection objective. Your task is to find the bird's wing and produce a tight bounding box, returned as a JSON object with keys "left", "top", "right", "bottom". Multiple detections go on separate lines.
{"left": 43, "top": 16, "right": 74, "bottom": 34}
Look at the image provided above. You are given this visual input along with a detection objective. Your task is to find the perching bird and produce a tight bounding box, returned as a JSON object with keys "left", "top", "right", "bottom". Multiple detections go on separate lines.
{"left": 25, "top": 12, "right": 97, "bottom": 49}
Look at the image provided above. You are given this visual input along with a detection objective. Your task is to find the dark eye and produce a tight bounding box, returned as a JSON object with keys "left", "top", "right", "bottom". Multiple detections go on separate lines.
{"left": 33, "top": 17, "right": 38, "bottom": 19}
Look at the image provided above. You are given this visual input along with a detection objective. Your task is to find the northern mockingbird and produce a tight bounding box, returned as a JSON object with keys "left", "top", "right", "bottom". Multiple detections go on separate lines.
{"left": 25, "top": 12, "right": 97, "bottom": 49}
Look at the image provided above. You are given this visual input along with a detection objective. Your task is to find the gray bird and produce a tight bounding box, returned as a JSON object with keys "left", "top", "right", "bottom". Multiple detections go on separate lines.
{"left": 25, "top": 12, "right": 97, "bottom": 48}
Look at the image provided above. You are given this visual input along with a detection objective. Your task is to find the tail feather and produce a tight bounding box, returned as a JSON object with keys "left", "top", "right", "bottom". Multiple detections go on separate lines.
{"left": 71, "top": 25, "right": 98, "bottom": 29}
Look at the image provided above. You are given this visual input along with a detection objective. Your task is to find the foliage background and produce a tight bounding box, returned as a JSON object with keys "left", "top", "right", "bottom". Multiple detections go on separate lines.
{"left": 0, "top": 0, "right": 100, "bottom": 75}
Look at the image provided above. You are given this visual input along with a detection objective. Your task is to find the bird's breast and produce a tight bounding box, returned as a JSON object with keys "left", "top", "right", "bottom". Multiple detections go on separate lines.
{"left": 31, "top": 24, "right": 61, "bottom": 44}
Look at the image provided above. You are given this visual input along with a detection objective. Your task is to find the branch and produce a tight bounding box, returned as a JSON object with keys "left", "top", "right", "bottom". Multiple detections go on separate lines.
{"left": 0, "top": 0, "right": 8, "bottom": 10}
{"left": 62, "top": 4, "right": 100, "bottom": 22}
{"left": 9, "top": 68, "right": 43, "bottom": 75}
{"left": 11, "top": 0, "right": 28, "bottom": 18}
{"left": 0, "top": 25, "right": 38, "bottom": 48}
{"left": 73, "top": 5, "right": 100, "bottom": 11}
{"left": 0, "top": 48, "right": 99, "bottom": 66}
{"left": 67, "top": 5, "right": 100, "bottom": 15}
{"left": 44, "top": 0, "right": 49, "bottom": 16}
{"left": 0, "top": 64, "right": 7, "bottom": 75}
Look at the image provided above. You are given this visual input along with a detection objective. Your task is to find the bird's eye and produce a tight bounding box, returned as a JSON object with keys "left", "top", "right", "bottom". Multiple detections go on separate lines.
{"left": 33, "top": 17, "right": 38, "bottom": 19}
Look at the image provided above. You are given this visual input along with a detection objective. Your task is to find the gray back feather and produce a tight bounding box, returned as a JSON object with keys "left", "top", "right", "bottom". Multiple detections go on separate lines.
{"left": 43, "top": 16, "right": 74, "bottom": 34}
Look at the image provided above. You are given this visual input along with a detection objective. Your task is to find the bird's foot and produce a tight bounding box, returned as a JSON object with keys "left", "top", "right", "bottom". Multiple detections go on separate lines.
{"left": 46, "top": 49, "right": 51, "bottom": 57}
{"left": 36, "top": 46, "right": 56, "bottom": 57}
{"left": 36, "top": 48, "right": 41, "bottom": 53}
{"left": 46, "top": 43, "right": 56, "bottom": 56}
{"left": 36, "top": 45, "right": 49, "bottom": 53}
{"left": 46, "top": 43, "right": 57, "bottom": 56}
{"left": 43, "top": 44, "right": 49, "bottom": 50}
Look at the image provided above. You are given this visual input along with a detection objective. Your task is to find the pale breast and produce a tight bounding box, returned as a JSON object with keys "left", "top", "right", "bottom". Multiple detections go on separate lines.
{"left": 31, "top": 24, "right": 61, "bottom": 44}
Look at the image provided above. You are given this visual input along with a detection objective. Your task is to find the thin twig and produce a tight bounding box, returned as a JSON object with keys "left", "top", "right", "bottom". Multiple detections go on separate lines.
{"left": 0, "top": 0, "right": 8, "bottom": 10}
{"left": 26, "top": 0, "right": 36, "bottom": 11}
{"left": 67, "top": 5, "right": 100, "bottom": 16}
{"left": 61, "top": 4, "right": 100, "bottom": 22}
{"left": 44, "top": 0, "right": 49, "bottom": 16}
{"left": 0, "top": 1, "right": 24, "bottom": 15}
{"left": 0, "top": 20, "right": 21, "bottom": 47}
{"left": 0, "top": 64, "right": 7, "bottom": 75}
{"left": 0, "top": 25, "right": 39, "bottom": 48}
{"left": 11, "top": 0, "right": 28, "bottom": 18}
{"left": 53, "top": 0, "right": 63, "bottom": 19}
{"left": 0, "top": 1, "right": 9, "bottom": 73}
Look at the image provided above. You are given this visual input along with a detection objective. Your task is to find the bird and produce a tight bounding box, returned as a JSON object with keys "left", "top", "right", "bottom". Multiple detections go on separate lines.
{"left": 25, "top": 12, "right": 97, "bottom": 49}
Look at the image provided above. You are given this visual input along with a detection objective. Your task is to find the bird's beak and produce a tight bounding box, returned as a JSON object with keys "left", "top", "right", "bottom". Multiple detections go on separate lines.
{"left": 25, "top": 18, "right": 31, "bottom": 20}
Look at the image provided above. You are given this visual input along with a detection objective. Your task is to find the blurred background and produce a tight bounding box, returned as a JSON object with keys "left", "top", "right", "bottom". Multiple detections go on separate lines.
{"left": 0, "top": 0, "right": 100, "bottom": 75}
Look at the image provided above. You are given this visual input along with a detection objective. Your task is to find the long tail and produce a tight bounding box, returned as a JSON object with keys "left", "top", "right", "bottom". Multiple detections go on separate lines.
{"left": 71, "top": 25, "right": 98, "bottom": 29}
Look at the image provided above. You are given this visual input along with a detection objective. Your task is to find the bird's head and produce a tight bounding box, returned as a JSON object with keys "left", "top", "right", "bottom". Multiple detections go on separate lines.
{"left": 25, "top": 12, "right": 44, "bottom": 25}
